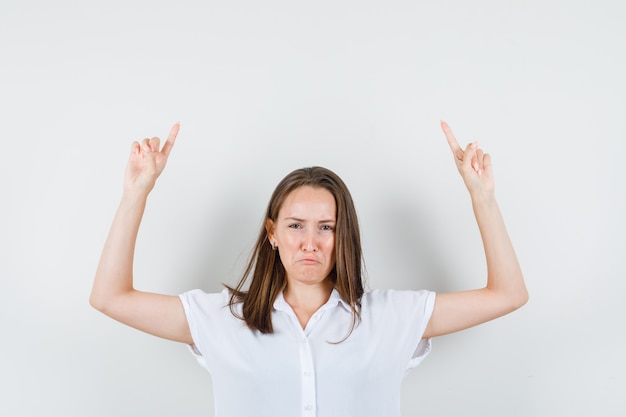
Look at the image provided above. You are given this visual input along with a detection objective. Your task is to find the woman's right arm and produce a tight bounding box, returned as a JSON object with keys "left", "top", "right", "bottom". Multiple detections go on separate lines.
{"left": 90, "top": 123, "right": 192, "bottom": 344}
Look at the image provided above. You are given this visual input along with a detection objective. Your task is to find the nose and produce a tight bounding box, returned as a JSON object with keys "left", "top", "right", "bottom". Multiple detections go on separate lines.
{"left": 302, "top": 229, "right": 318, "bottom": 252}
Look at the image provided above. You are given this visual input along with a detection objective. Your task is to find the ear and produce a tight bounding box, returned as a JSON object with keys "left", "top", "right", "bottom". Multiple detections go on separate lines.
{"left": 265, "top": 218, "right": 275, "bottom": 242}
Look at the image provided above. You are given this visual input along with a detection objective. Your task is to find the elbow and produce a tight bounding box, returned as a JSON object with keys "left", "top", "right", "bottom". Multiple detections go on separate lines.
{"left": 492, "top": 271, "right": 529, "bottom": 313}
{"left": 89, "top": 292, "right": 119, "bottom": 318}
{"left": 89, "top": 273, "right": 131, "bottom": 313}
{"left": 89, "top": 286, "right": 116, "bottom": 314}
{"left": 89, "top": 291, "right": 106, "bottom": 313}
{"left": 89, "top": 286, "right": 134, "bottom": 317}
{"left": 520, "top": 288, "right": 530, "bottom": 307}
{"left": 490, "top": 284, "right": 529, "bottom": 315}
{"left": 509, "top": 286, "right": 529, "bottom": 312}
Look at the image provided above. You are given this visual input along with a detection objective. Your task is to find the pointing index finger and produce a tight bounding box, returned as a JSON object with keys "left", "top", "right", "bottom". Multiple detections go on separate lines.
{"left": 440, "top": 120, "right": 464, "bottom": 161}
{"left": 162, "top": 122, "right": 180, "bottom": 157}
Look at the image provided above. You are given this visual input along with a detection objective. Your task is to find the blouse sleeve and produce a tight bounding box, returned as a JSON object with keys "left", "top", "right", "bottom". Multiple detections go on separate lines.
{"left": 178, "top": 288, "right": 232, "bottom": 371}
{"left": 362, "top": 289, "right": 436, "bottom": 374}
{"left": 406, "top": 291, "right": 436, "bottom": 371}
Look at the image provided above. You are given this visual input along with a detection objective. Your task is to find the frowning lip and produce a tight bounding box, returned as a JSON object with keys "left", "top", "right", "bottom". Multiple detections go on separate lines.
{"left": 296, "top": 257, "right": 320, "bottom": 264}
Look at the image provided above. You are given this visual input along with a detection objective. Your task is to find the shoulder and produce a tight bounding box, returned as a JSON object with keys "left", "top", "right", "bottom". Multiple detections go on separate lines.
{"left": 361, "top": 289, "right": 436, "bottom": 318}
{"left": 179, "top": 288, "right": 233, "bottom": 315}
{"left": 362, "top": 288, "right": 435, "bottom": 305}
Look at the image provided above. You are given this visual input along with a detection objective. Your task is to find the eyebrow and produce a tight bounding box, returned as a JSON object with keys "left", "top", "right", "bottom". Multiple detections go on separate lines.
{"left": 284, "top": 217, "right": 336, "bottom": 223}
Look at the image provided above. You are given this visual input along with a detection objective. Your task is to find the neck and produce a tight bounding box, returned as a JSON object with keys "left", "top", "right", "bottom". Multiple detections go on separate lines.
{"left": 283, "top": 279, "right": 334, "bottom": 328}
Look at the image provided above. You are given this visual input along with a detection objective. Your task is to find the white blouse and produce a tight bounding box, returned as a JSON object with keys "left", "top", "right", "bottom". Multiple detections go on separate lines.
{"left": 179, "top": 287, "right": 435, "bottom": 417}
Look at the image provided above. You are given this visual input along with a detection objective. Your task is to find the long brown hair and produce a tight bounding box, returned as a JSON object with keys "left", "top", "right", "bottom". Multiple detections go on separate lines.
{"left": 226, "top": 166, "right": 364, "bottom": 337}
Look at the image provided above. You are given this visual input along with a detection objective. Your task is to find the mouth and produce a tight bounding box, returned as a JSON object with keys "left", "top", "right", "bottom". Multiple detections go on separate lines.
{"left": 297, "top": 258, "right": 320, "bottom": 265}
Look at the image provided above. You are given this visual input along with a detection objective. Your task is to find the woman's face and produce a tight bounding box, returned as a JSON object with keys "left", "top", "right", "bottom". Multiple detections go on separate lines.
{"left": 267, "top": 186, "right": 337, "bottom": 288}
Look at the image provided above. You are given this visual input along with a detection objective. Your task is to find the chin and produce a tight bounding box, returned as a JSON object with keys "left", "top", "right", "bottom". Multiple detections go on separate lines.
{"left": 289, "top": 273, "right": 331, "bottom": 286}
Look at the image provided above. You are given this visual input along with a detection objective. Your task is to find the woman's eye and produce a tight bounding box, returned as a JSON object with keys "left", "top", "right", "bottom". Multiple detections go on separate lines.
{"left": 289, "top": 224, "right": 302, "bottom": 229}
{"left": 321, "top": 225, "right": 334, "bottom": 231}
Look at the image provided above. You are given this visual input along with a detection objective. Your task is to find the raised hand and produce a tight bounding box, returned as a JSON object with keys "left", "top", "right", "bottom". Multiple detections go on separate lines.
{"left": 124, "top": 122, "right": 180, "bottom": 195}
{"left": 440, "top": 120, "right": 494, "bottom": 196}
{"left": 92, "top": 121, "right": 193, "bottom": 345}
{"left": 422, "top": 122, "right": 528, "bottom": 339}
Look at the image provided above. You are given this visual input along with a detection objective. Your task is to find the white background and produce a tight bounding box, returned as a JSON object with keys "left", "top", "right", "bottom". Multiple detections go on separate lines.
{"left": 1, "top": 1, "right": 624, "bottom": 416}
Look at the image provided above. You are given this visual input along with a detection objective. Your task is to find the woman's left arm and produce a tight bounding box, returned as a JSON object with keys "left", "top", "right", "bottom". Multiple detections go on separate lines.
{"left": 423, "top": 121, "right": 529, "bottom": 338}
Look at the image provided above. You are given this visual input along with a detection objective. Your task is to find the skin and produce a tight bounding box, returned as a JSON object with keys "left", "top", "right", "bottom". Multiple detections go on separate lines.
{"left": 422, "top": 121, "right": 528, "bottom": 338}
{"left": 265, "top": 186, "right": 338, "bottom": 328}
{"left": 90, "top": 123, "right": 193, "bottom": 344}
{"left": 90, "top": 121, "right": 528, "bottom": 344}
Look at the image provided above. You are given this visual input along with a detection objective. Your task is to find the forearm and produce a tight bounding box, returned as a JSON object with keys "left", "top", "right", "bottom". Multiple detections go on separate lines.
{"left": 471, "top": 191, "right": 528, "bottom": 308}
{"left": 90, "top": 191, "right": 149, "bottom": 310}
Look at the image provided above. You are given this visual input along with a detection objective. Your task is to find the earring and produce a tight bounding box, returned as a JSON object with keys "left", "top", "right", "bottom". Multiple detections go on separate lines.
{"left": 271, "top": 241, "right": 277, "bottom": 250}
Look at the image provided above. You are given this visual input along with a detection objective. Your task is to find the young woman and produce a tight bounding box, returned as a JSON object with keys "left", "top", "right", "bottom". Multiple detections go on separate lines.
{"left": 90, "top": 121, "right": 528, "bottom": 417}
